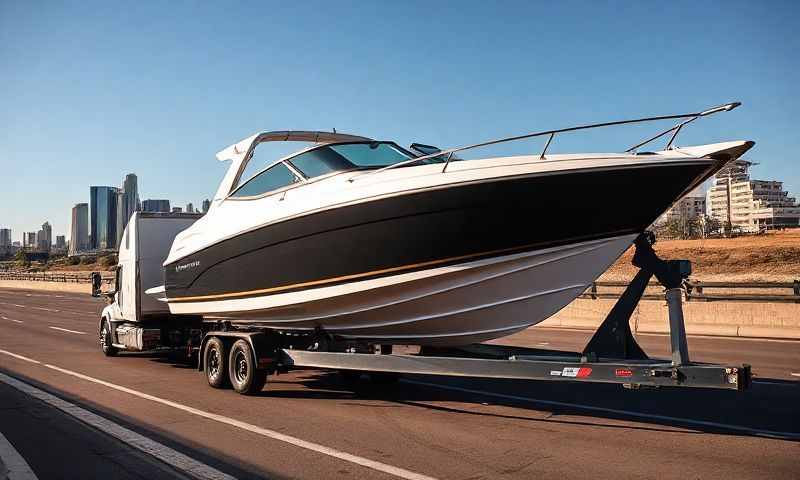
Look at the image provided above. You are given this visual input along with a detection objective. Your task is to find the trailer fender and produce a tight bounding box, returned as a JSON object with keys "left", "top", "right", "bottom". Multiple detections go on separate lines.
{"left": 197, "top": 331, "right": 277, "bottom": 372}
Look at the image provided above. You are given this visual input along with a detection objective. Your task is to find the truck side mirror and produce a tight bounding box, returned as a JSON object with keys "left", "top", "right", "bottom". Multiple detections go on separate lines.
{"left": 91, "top": 272, "right": 102, "bottom": 297}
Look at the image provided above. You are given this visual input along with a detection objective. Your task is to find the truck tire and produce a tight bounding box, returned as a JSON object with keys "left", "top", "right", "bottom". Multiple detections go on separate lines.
{"left": 204, "top": 337, "right": 229, "bottom": 388}
{"left": 228, "top": 339, "right": 267, "bottom": 395}
{"left": 99, "top": 320, "right": 118, "bottom": 357}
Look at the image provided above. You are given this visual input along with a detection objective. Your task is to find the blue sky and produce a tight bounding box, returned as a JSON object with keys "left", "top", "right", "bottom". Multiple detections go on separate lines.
{"left": 1, "top": 1, "right": 798, "bottom": 239}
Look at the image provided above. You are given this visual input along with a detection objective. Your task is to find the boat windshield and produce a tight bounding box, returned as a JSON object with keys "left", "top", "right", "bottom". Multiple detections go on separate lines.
{"left": 287, "top": 142, "right": 416, "bottom": 179}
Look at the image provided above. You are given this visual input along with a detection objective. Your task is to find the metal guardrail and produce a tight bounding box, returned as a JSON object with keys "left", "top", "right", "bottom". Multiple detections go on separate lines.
{"left": 579, "top": 279, "right": 800, "bottom": 303}
{"left": 0, "top": 271, "right": 114, "bottom": 284}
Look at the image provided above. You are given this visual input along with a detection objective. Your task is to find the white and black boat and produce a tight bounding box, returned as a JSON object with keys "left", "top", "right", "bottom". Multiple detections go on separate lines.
{"left": 154, "top": 103, "right": 753, "bottom": 345}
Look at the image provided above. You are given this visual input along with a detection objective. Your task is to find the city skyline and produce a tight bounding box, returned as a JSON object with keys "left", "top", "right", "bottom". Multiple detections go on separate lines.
{"left": 1, "top": 2, "right": 799, "bottom": 238}
{"left": 2, "top": 171, "right": 209, "bottom": 251}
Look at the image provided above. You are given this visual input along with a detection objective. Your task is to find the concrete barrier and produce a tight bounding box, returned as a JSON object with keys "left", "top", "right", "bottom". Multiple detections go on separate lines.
{"left": 540, "top": 298, "right": 800, "bottom": 340}
{"left": 0, "top": 280, "right": 90, "bottom": 294}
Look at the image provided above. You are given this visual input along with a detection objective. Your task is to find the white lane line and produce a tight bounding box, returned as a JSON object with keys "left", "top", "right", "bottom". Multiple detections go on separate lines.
{"left": 0, "top": 372, "right": 234, "bottom": 480}
{"left": 0, "top": 349, "right": 438, "bottom": 480}
{"left": 792, "top": 373, "right": 800, "bottom": 377}
{"left": 0, "top": 431, "right": 39, "bottom": 480}
{"left": 12, "top": 305, "right": 25, "bottom": 308}
{"left": 0, "top": 350, "right": 41, "bottom": 364}
{"left": 32, "top": 307, "right": 59, "bottom": 313}
{"left": 400, "top": 379, "right": 800, "bottom": 441}
{"left": 1, "top": 316, "right": 24, "bottom": 324}
{"left": 47, "top": 327, "right": 86, "bottom": 335}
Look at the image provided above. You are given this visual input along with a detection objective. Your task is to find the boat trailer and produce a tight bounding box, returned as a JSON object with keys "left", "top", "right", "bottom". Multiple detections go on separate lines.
{"left": 199, "top": 232, "right": 751, "bottom": 393}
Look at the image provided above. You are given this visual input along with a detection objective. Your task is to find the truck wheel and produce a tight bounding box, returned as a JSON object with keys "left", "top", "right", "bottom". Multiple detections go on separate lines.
{"left": 99, "top": 321, "right": 118, "bottom": 357}
{"left": 204, "top": 337, "right": 229, "bottom": 388}
{"left": 228, "top": 339, "right": 267, "bottom": 395}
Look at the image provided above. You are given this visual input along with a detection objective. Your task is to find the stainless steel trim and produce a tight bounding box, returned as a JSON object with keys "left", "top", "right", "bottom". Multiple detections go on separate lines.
{"left": 355, "top": 101, "right": 741, "bottom": 180}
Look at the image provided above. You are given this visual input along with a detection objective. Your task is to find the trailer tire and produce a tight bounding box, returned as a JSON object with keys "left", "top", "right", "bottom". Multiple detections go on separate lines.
{"left": 229, "top": 340, "right": 267, "bottom": 395}
{"left": 204, "top": 337, "right": 229, "bottom": 389}
{"left": 99, "top": 320, "right": 118, "bottom": 357}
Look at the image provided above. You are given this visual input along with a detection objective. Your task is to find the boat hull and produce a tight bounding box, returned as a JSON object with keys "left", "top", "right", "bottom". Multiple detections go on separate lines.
{"left": 165, "top": 161, "right": 714, "bottom": 299}
{"left": 170, "top": 234, "right": 636, "bottom": 345}
{"left": 163, "top": 159, "right": 719, "bottom": 345}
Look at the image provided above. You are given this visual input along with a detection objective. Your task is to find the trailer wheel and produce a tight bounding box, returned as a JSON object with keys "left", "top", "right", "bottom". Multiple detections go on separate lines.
{"left": 228, "top": 339, "right": 267, "bottom": 395}
{"left": 204, "top": 337, "right": 229, "bottom": 388}
{"left": 99, "top": 320, "right": 118, "bottom": 357}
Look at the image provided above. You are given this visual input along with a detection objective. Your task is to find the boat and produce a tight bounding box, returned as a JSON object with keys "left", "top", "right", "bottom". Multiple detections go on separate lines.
{"left": 155, "top": 102, "right": 754, "bottom": 346}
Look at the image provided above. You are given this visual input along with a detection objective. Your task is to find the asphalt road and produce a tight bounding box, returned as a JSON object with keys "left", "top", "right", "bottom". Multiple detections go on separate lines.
{"left": 0, "top": 287, "right": 798, "bottom": 479}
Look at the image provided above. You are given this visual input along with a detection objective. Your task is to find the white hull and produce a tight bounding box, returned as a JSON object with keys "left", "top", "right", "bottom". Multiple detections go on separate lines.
{"left": 171, "top": 234, "right": 636, "bottom": 345}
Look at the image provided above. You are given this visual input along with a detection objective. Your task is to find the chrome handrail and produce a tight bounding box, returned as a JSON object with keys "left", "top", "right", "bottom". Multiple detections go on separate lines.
{"left": 351, "top": 101, "right": 741, "bottom": 181}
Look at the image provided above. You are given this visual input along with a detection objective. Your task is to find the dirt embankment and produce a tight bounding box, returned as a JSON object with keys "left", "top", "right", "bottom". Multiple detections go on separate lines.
{"left": 602, "top": 230, "right": 800, "bottom": 282}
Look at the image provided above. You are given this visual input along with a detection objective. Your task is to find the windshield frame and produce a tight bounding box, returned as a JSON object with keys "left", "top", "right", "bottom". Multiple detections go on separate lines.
{"left": 227, "top": 141, "right": 416, "bottom": 200}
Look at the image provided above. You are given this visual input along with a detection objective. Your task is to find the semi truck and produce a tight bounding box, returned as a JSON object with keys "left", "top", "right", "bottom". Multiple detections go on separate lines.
{"left": 93, "top": 213, "right": 751, "bottom": 395}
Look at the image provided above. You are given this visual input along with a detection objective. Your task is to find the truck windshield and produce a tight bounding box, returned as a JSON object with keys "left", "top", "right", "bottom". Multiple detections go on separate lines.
{"left": 288, "top": 142, "right": 414, "bottom": 179}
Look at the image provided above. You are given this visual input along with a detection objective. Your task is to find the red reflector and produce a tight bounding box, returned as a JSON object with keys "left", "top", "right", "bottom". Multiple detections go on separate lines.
{"left": 576, "top": 367, "right": 592, "bottom": 378}
{"left": 615, "top": 368, "right": 633, "bottom": 377}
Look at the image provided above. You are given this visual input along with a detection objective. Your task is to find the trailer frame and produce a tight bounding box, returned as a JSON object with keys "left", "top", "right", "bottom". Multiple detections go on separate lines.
{"left": 196, "top": 232, "right": 752, "bottom": 393}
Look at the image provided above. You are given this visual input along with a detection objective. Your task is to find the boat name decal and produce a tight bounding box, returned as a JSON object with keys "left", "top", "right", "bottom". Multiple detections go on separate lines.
{"left": 176, "top": 260, "right": 200, "bottom": 272}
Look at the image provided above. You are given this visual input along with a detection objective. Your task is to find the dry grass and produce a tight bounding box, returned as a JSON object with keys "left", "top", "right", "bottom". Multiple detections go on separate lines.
{"left": 602, "top": 230, "right": 800, "bottom": 282}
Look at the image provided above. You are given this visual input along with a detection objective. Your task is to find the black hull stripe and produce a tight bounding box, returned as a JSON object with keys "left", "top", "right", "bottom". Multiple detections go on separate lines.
{"left": 167, "top": 231, "right": 635, "bottom": 302}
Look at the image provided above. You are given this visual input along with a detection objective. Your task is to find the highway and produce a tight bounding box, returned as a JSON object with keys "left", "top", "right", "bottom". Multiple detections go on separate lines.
{"left": 0, "top": 287, "right": 797, "bottom": 479}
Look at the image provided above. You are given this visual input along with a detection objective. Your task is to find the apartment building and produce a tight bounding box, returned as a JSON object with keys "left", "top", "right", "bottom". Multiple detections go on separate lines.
{"left": 707, "top": 159, "right": 800, "bottom": 232}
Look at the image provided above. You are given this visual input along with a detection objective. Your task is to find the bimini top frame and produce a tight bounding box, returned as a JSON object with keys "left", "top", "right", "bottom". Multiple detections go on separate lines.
{"left": 356, "top": 101, "right": 742, "bottom": 179}
{"left": 212, "top": 130, "right": 373, "bottom": 203}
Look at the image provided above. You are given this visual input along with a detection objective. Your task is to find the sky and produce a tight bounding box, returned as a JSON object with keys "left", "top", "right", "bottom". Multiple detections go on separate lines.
{"left": 1, "top": 1, "right": 799, "bottom": 240}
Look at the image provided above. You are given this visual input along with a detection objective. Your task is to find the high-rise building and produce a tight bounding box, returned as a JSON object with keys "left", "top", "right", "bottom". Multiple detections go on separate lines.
{"left": 201, "top": 199, "right": 211, "bottom": 213}
{"left": 38, "top": 222, "right": 52, "bottom": 251}
{"left": 90, "top": 186, "right": 118, "bottom": 250}
{"left": 172, "top": 207, "right": 183, "bottom": 213}
{"left": 36, "top": 229, "right": 46, "bottom": 250}
{"left": 123, "top": 173, "right": 140, "bottom": 218}
{"left": 0, "top": 228, "right": 10, "bottom": 247}
{"left": 186, "top": 203, "right": 194, "bottom": 213}
{"left": 142, "top": 199, "right": 170, "bottom": 213}
{"left": 115, "top": 189, "right": 127, "bottom": 247}
{"left": 707, "top": 159, "right": 800, "bottom": 232}
{"left": 55, "top": 235, "right": 66, "bottom": 249}
{"left": 25, "top": 232, "right": 36, "bottom": 248}
{"left": 111, "top": 173, "right": 141, "bottom": 248}
{"left": 70, "top": 203, "right": 89, "bottom": 255}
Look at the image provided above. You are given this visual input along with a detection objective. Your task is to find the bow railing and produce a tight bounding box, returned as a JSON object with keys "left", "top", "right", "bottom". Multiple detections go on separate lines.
{"left": 351, "top": 101, "right": 741, "bottom": 181}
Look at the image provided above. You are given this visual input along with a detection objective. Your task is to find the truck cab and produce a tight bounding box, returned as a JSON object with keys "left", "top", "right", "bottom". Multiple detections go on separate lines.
{"left": 94, "top": 212, "right": 203, "bottom": 355}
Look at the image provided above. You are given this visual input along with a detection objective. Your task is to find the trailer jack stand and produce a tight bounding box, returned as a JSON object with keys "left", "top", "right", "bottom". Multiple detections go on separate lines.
{"left": 582, "top": 231, "right": 691, "bottom": 365}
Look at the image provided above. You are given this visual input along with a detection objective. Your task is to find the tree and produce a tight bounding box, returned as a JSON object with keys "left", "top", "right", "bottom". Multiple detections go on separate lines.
{"left": 14, "top": 250, "right": 30, "bottom": 268}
